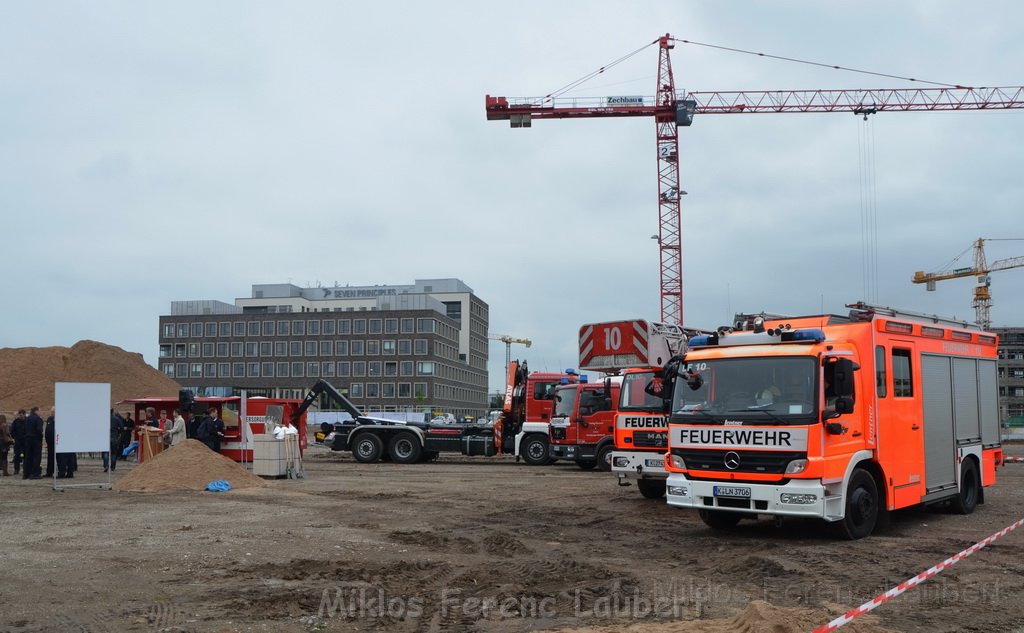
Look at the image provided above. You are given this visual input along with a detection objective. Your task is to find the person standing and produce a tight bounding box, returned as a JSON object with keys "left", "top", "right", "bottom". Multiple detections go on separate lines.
{"left": 208, "top": 408, "right": 225, "bottom": 453}
{"left": 102, "top": 409, "right": 125, "bottom": 472}
{"left": 10, "top": 409, "right": 26, "bottom": 476}
{"left": 44, "top": 411, "right": 56, "bottom": 477}
{"left": 0, "top": 414, "right": 13, "bottom": 476}
{"left": 196, "top": 407, "right": 225, "bottom": 452}
{"left": 144, "top": 407, "right": 159, "bottom": 428}
{"left": 166, "top": 409, "right": 186, "bottom": 448}
{"left": 23, "top": 406, "right": 44, "bottom": 479}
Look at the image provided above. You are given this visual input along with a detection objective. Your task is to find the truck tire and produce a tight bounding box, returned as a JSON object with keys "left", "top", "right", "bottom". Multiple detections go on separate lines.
{"left": 698, "top": 509, "right": 742, "bottom": 530}
{"left": 832, "top": 468, "right": 878, "bottom": 540}
{"left": 577, "top": 460, "right": 597, "bottom": 470}
{"left": 950, "top": 458, "right": 980, "bottom": 515}
{"left": 521, "top": 434, "right": 549, "bottom": 466}
{"left": 637, "top": 479, "right": 666, "bottom": 499}
{"left": 595, "top": 444, "right": 614, "bottom": 472}
{"left": 387, "top": 432, "right": 423, "bottom": 464}
{"left": 351, "top": 432, "right": 384, "bottom": 463}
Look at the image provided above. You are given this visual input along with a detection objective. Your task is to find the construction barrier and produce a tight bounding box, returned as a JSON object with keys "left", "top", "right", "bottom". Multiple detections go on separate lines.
{"left": 1004, "top": 456, "right": 1024, "bottom": 463}
{"left": 810, "top": 516, "right": 1024, "bottom": 633}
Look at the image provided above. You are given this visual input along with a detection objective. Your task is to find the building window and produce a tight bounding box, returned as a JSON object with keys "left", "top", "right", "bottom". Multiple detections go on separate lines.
{"left": 398, "top": 340, "right": 411, "bottom": 355}
{"left": 398, "top": 383, "right": 411, "bottom": 398}
{"left": 205, "top": 322, "right": 217, "bottom": 337}
{"left": 279, "top": 321, "right": 290, "bottom": 336}
{"left": 336, "top": 341, "right": 348, "bottom": 355}
{"left": 353, "top": 319, "right": 366, "bottom": 334}
{"left": 308, "top": 362, "right": 320, "bottom": 377}
{"left": 366, "top": 383, "right": 379, "bottom": 398}
{"left": 177, "top": 323, "right": 190, "bottom": 337}
{"left": 260, "top": 342, "right": 273, "bottom": 356}
{"left": 382, "top": 383, "right": 395, "bottom": 398}
{"left": 275, "top": 341, "right": 287, "bottom": 356}
{"left": 218, "top": 363, "right": 230, "bottom": 377}
{"left": 308, "top": 320, "right": 320, "bottom": 335}
{"left": 277, "top": 362, "right": 289, "bottom": 378}
{"left": 367, "top": 340, "right": 380, "bottom": 355}
{"left": 216, "top": 342, "right": 228, "bottom": 357}
{"left": 245, "top": 342, "right": 258, "bottom": 357}
{"left": 417, "top": 318, "right": 435, "bottom": 333}
{"left": 233, "top": 363, "right": 245, "bottom": 378}
{"left": 230, "top": 342, "right": 243, "bottom": 357}
{"left": 338, "top": 319, "right": 351, "bottom": 334}
{"left": 219, "top": 322, "right": 231, "bottom": 336}
{"left": 351, "top": 340, "right": 364, "bottom": 355}
{"left": 202, "top": 343, "right": 214, "bottom": 357}
{"left": 247, "top": 321, "right": 260, "bottom": 336}
{"left": 893, "top": 348, "right": 913, "bottom": 398}
{"left": 400, "top": 361, "right": 414, "bottom": 376}
{"left": 368, "top": 361, "right": 382, "bottom": 377}
{"left": 159, "top": 345, "right": 171, "bottom": 358}
{"left": 262, "top": 321, "right": 276, "bottom": 336}
{"left": 338, "top": 361, "right": 350, "bottom": 377}
{"left": 292, "top": 362, "right": 304, "bottom": 378}
{"left": 320, "top": 341, "right": 333, "bottom": 356}
{"left": 163, "top": 364, "right": 175, "bottom": 377}
{"left": 322, "top": 320, "right": 336, "bottom": 335}
{"left": 350, "top": 383, "right": 364, "bottom": 398}
{"left": 177, "top": 362, "right": 188, "bottom": 377}
{"left": 292, "top": 320, "right": 305, "bottom": 335}
{"left": 191, "top": 363, "right": 203, "bottom": 378}
{"left": 191, "top": 323, "right": 203, "bottom": 337}
{"left": 369, "top": 319, "right": 382, "bottom": 334}
{"left": 204, "top": 362, "right": 216, "bottom": 377}
{"left": 414, "top": 383, "right": 427, "bottom": 399}
{"left": 323, "top": 362, "right": 336, "bottom": 377}
{"left": 382, "top": 340, "right": 395, "bottom": 355}
{"left": 414, "top": 340, "right": 428, "bottom": 355}
{"left": 189, "top": 343, "right": 201, "bottom": 357}
{"left": 233, "top": 322, "right": 245, "bottom": 336}
{"left": 305, "top": 341, "right": 317, "bottom": 356}
{"left": 417, "top": 361, "right": 434, "bottom": 375}
{"left": 353, "top": 361, "right": 366, "bottom": 377}
{"left": 384, "top": 361, "right": 398, "bottom": 376}
{"left": 163, "top": 324, "right": 175, "bottom": 338}
{"left": 401, "top": 318, "right": 415, "bottom": 333}
{"left": 385, "top": 319, "right": 398, "bottom": 334}
{"left": 262, "top": 362, "right": 274, "bottom": 377}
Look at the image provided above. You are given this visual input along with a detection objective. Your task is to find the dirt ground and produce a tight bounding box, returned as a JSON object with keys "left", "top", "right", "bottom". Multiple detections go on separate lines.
{"left": 3, "top": 443, "right": 1024, "bottom": 633}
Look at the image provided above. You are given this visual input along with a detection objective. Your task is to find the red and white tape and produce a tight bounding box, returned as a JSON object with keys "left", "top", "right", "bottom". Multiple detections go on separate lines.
{"left": 811, "top": 516, "right": 1024, "bottom": 633}
{"left": 1005, "top": 456, "right": 1024, "bottom": 463}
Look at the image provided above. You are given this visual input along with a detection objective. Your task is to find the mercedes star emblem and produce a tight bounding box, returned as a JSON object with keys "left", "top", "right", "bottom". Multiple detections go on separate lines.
{"left": 723, "top": 451, "right": 741, "bottom": 470}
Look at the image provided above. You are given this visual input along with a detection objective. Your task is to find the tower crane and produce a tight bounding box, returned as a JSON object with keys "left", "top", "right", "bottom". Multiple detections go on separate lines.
{"left": 912, "top": 238, "right": 1024, "bottom": 329}
{"left": 485, "top": 34, "right": 1024, "bottom": 326}
{"left": 488, "top": 334, "right": 532, "bottom": 383}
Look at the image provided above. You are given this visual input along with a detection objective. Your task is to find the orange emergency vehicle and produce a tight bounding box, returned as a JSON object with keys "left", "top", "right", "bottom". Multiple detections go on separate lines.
{"left": 663, "top": 303, "right": 1004, "bottom": 539}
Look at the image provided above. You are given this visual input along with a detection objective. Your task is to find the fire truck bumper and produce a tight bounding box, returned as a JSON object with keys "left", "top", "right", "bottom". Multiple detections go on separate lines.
{"left": 664, "top": 474, "right": 829, "bottom": 518}
{"left": 611, "top": 451, "right": 667, "bottom": 481}
{"left": 550, "top": 444, "right": 595, "bottom": 460}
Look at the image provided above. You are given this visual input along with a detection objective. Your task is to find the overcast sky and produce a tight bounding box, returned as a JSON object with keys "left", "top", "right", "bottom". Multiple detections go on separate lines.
{"left": 2, "top": 1, "right": 1023, "bottom": 397}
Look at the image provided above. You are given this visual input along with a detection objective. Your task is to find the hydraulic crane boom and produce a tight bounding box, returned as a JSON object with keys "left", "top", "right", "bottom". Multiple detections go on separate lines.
{"left": 486, "top": 33, "right": 1024, "bottom": 327}
{"left": 912, "top": 238, "right": 1024, "bottom": 329}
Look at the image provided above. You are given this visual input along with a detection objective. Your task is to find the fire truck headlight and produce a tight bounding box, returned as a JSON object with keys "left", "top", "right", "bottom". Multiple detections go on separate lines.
{"left": 670, "top": 454, "right": 686, "bottom": 470}
{"left": 780, "top": 493, "right": 817, "bottom": 505}
{"left": 784, "top": 459, "right": 808, "bottom": 475}
{"left": 613, "top": 456, "right": 629, "bottom": 468}
{"left": 667, "top": 485, "right": 688, "bottom": 497}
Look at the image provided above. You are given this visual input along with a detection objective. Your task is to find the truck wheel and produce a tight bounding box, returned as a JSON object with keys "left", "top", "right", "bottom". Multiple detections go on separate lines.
{"left": 698, "top": 509, "right": 742, "bottom": 530}
{"left": 637, "top": 479, "right": 666, "bottom": 499}
{"left": 595, "top": 445, "right": 613, "bottom": 472}
{"left": 351, "top": 432, "right": 383, "bottom": 463}
{"left": 832, "top": 468, "right": 878, "bottom": 540}
{"left": 521, "top": 435, "right": 549, "bottom": 466}
{"left": 950, "top": 458, "right": 980, "bottom": 515}
{"left": 577, "top": 460, "right": 597, "bottom": 470}
{"left": 387, "top": 432, "right": 422, "bottom": 464}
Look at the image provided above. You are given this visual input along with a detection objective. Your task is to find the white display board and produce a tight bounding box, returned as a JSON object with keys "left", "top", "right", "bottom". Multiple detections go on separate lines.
{"left": 54, "top": 382, "right": 111, "bottom": 453}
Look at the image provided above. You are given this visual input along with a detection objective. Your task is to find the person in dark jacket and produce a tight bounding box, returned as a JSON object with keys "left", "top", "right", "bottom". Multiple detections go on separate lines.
{"left": 195, "top": 408, "right": 225, "bottom": 452}
{"left": 44, "top": 413, "right": 55, "bottom": 477}
{"left": 102, "top": 410, "right": 125, "bottom": 472}
{"left": 10, "top": 409, "right": 26, "bottom": 476}
{"left": 0, "top": 414, "right": 13, "bottom": 476}
{"left": 23, "top": 406, "right": 44, "bottom": 479}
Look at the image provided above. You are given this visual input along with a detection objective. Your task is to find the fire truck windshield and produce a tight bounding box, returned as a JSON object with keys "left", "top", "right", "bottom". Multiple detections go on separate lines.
{"left": 552, "top": 386, "right": 578, "bottom": 418}
{"left": 619, "top": 371, "right": 663, "bottom": 411}
{"left": 671, "top": 357, "right": 817, "bottom": 424}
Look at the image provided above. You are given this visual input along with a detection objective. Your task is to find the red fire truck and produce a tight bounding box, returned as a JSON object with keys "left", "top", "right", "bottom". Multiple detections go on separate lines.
{"left": 663, "top": 303, "right": 1005, "bottom": 539}
{"left": 497, "top": 360, "right": 581, "bottom": 465}
{"left": 120, "top": 393, "right": 308, "bottom": 462}
{"left": 548, "top": 376, "right": 622, "bottom": 470}
{"left": 577, "top": 319, "right": 693, "bottom": 496}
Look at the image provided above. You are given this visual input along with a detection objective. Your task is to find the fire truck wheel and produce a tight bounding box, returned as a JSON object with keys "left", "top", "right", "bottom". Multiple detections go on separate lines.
{"left": 637, "top": 479, "right": 666, "bottom": 499}
{"left": 351, "top": 432, "right": 384, "bottom": 463}
{"left": 387, "top": 432, "right": 423, "bottom": 464}
{"left": 833, "top": 468, "right": 878, "bottom": 540}
{"left": 950, "top": 458, "right": 980, "bottom": 515}
{"left": 698, "top": 509, "right": 742, "bottom": 530}
{"left": 521, "top": 435, "right": 549, "bottom": 466}
{"left": 595, "top": 445, "right": 614, "bottom": 472}
{"left": 577, "top": 460, "right": 597, "bottom": 470}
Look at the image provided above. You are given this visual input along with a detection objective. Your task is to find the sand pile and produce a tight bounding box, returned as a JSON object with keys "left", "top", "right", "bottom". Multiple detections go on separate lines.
{"left": 0, "top": 340, "right": 181, "bottom": 413}
{"left": 113, "top": 439, "right": 267, "bottom": 493}
{"left": 551, "top": 600, "right": 897, "bottom": 633}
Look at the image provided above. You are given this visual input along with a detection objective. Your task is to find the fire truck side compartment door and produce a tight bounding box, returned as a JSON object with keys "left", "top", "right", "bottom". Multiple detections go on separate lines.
{"left": 921, "top": 355, "right": 956, "bottom": 493}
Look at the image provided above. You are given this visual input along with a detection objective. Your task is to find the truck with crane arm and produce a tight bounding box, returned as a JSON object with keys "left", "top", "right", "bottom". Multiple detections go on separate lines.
{"left": 662, "top": 303, "right": 1005, "bottom": 539}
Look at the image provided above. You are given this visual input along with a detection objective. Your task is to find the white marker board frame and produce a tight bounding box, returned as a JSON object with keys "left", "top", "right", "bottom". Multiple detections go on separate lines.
{"left": 55, "top": 382, "right": 111, "bottom": 453}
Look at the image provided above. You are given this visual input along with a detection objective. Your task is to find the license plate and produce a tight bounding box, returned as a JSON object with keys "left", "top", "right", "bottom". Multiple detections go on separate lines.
{"left": 644, "top": 459, "right": 664, "bottom": 468}
{"left": 713, "top": 485, "right": 751, "bottom": 499}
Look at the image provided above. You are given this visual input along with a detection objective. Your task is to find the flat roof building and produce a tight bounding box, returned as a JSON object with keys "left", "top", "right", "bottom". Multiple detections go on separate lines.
{"left": 993, "top": 326, "right": 1024, "bottom": 435}
{"left": 159, "top": 279, "right": 489, "bottom": 418}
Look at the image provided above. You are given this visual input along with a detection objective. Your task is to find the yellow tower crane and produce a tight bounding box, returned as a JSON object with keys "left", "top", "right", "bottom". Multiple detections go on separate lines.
{"left": 912, "top": 238, "right": 1024, "bottom": 330}
{"left": 488, "top": 334, "right": 532, "bottom": 384}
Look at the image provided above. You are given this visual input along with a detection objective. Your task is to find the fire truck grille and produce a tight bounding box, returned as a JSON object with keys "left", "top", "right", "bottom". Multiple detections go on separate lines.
{"left": 671, "top": 449, "right": 805, "bottom": 474}
{"left": 632, "top": 431, "right": 669, "bottom": 448}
